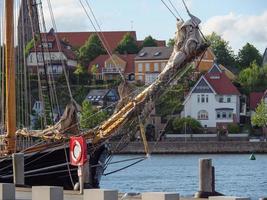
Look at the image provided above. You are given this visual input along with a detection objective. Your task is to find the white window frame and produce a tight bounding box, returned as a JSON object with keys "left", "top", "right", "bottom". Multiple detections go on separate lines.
{"left": 138, "top": 63, "right": 143, "bottom": 72}
{"left": 154, "top": 63, "right": 159, "bottom": 72}
{"left": 145, "top": 63, "right": 150, "bottom": 72}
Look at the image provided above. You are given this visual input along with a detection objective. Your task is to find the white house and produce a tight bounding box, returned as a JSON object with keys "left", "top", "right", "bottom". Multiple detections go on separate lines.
{"left": 182, "top": 64, "right": 241, "bottom": 130}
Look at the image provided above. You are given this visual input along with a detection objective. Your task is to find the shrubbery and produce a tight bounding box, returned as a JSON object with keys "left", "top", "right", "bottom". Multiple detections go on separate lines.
{"left": 227, "top": 123, "right": 240, "bottom": 134}
{"left": 172, "top": 117, "right": 202, "bottom": 134}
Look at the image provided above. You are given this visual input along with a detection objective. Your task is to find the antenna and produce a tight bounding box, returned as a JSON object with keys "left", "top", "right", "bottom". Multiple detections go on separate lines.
{"left": 130, "top": 20, "right": 134, "bottom": 30}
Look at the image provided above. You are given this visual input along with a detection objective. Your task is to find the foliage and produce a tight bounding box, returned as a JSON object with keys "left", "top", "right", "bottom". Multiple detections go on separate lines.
{"left": 24, "top": 35, "right": 39, "bottom": 57}
{"left": 80, "top": 100, "right": 108, "bottom": 129}
{"left": 78, "top": 34, "right": 106, "bottom": 68}
{"left": 238, "top": 61, "right": 267, "bottom": 93}
{"left": 172, "top": 117, "right": 202, "bottom": 134}
{"left": 252, "top": 100, "right": 267, "bottom": 128}
{"left": 206, "top": 32, "right": 236, "bottom": 67}
{"left": 227, "top": 123, "right": 240, "bottom": 134}
{"left": 142, "top": 35, "right": 157, "bottom": 47}
{"left": 155, "top": 84, "right": 184, "bottom": 117}
{"left": 167, "top": 38, "right": 175, "bottom": 47}
{"left": 115, "top": 33, "right": 139, "bottom": 54}
{"left": 237, "top": 43, "right": 262, "bottom": 69}
{"left": 74, "top": 64, "right": 89, "bottom": 85}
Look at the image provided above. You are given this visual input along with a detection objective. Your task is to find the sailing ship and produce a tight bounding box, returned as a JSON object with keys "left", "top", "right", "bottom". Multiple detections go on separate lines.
{"left": 0, "top": 0, "right": 208, "bottom": 189}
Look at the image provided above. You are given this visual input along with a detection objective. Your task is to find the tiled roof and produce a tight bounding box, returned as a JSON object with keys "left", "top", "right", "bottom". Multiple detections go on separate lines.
{"left": 88, "top": 54, "right": 136, "bottom": 74}
{"left": 249, "top": 92, "right": 264, "bottom": 110}
{"left": 135, "top": 47, "right": 173, "bottom": 60}
{"left": 205, "top": 72, "right": 240, "bottom": 95}
{"left": 56, "top": 31, "right": 137, "bottom": 53}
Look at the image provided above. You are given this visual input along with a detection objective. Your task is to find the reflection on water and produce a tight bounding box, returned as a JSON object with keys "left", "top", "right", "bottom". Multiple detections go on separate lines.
{"left": 101, "top": 154, "right": 267, "bottom": 200}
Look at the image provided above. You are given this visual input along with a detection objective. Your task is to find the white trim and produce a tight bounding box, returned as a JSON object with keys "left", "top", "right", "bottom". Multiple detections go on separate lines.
{"left": 208, "top": 63, "right": 222, "bottom": 73}
{"left": 183, "top": 76, "right": 216, "bottom": 105}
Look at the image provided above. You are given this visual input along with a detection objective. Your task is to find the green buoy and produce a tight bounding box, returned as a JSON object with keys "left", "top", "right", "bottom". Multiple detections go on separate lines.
{"left": 249, "top": 153, "right": 256, "bottom": 160}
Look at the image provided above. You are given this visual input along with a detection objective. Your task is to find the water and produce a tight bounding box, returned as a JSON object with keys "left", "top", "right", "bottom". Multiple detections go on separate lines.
{"left": 101, "top": 154, "right": 267, "bottom": 199}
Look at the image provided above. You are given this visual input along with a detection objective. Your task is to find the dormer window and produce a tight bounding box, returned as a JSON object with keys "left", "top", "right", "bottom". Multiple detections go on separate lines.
{"left": 154, "top": 52, "right": 161, "bottom": 56}
{"left": 139, "top": 52, "right": 146, "bottom": 57}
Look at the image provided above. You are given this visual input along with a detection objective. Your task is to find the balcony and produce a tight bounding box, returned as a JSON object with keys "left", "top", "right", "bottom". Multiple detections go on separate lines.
{"left": 102, "top": 68, "right": 122, "bottom": 74}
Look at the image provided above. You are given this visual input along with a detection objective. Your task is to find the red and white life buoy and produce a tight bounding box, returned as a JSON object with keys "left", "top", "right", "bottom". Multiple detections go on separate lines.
{"left": 69, "top": 136, "right": 87, "bottom": 166}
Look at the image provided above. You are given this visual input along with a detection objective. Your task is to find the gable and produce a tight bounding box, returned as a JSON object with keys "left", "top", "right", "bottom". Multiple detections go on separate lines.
{"left": 105, "top": 54, "right": 126, "bottom": 71}
{"left": 208, "top": 63, "right": 222, "bottom": 73}
{"left": 192, "top": 78, "right": 213, "bottom": 93}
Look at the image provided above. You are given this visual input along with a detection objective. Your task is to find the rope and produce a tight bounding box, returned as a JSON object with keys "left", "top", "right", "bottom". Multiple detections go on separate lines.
{"left": 104, "top": 157, "right": 146, "bottom": 176}
{"left": 160, "top": 0, "right": 179, "bottom": 20}
{"left": 46, "top": 0, "right": 74, "bottom": 101}
{"left": 167, "top": 0, "right": 184, "bottom": 21}
{"left": 78, "top": 0, "right": 125, "bottom": 81}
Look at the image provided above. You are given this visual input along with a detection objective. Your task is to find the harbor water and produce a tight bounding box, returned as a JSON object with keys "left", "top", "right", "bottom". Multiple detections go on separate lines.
{"left": 101, "top": 154, "right": 267, "bottom": 200}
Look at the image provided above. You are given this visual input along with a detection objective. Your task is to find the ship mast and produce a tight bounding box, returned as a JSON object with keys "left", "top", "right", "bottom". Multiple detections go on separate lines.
{"left": 5, "top": 0, "right": 16, "bottom": 153}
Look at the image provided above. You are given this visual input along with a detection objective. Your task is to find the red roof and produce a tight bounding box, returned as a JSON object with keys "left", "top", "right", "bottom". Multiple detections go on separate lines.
{"left": 31, "top": 36, "right": 76, "bottom": 60}
{"left": 249, "top": 92, "right": 264, "bottom": 110}
{"left": 88, "top": 54, "right": 135, "bottom": 74}
{"left": 205, "top": 72, "right": 240, "bottom": 95}
{"left": 56, "top": 31, "right": 137, "bottom": 53}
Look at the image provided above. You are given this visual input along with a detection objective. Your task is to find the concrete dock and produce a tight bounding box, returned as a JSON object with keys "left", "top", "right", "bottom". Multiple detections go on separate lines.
{"left": 12, "top": 187, "right": 201, "bottom": 200}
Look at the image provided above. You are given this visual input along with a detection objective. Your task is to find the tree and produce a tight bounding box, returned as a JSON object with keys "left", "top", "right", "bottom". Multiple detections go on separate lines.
{"left": 238, "top": 61, "right": 262, "bottom": 93}
{"left": 155, "top": 85, "right": 184, "bottom": 117}
{"left": 252, "top": 100, "right": 267, "bottom": 139}
{"left": 206, "top": 32, "right": 236, "bottom": 67}
{"left": 78, "top": 34, "right": 106, "bottom": 68}
{"left": 237, "top": 43, "right": 262, "bottom": 69}
{"left": 80, "top": 100, "right": 108, "bottom": 129}
{"left": 142, "top": 35, "right": 157, "bottom": 47}
{"left": 167, "top": 38, "right": 175, "bottom": 47}
{"left": 172, "top": 117, "right": 202, "bottom": 134}
{"left": 115, "top": 33, "right": 139, "bottom": 54}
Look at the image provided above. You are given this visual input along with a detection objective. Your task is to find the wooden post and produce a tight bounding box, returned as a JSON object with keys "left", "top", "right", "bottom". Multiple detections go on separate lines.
{"left": 12, "top": 153, "right": 25, "bottom": 185}
{"left": 5, "top": 0, "right": 16, "bottom": 153}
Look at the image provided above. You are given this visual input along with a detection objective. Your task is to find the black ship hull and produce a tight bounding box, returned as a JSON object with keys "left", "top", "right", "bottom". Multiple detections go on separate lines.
{"left": 0, "top": 143, "right": 108, "bottom": 189}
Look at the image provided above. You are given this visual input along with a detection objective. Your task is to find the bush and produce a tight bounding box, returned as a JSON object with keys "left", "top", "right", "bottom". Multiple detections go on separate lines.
{"left": 227, "top": 123, "right": 240, "bottom": 134}
{"left": 172, "top": 117, "right": 202, "bottom": 134}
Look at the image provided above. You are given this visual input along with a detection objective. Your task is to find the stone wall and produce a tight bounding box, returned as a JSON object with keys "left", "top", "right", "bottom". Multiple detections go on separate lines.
{"left": 110, "top": 141, "right": 267, "bottom": 154}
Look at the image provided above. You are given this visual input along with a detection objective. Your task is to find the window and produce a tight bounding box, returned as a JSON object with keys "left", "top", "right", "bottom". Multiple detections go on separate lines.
{"left": 138, "top": 75, "right": 143, "bottom": 81}
{"left": 198, "top": 110, "right": 208, "bottom": 120}
{"left": 227, "top": 97, "right": 231, "bottom": 103}
{"left": 154, "top": 63, "right": 159, "bottom": 72}
{"left": 206, "top": 95, "right": 209, "bottom": 103}
{"left": 201, "top": 94, "right": 205, "bottom": 103}
{"left": 219, "top": 96, "right": 224, "bottom": 103}
{"left": 222, "top": 112, "right": 227, "bottom": 118}
{"left": 197, "top": 95, "right": 200, "bottom": 103}
{"left": 145, "top": 63, "right": 150, "bottom": 72}
{"left": 217, "top": 112, "right": 221, "bottom": 119}
{"left": 228, "top": 113, "right": 232, "bottom": 118}
{"left": 138, "top": 63, "right": 142, "bottom": 72}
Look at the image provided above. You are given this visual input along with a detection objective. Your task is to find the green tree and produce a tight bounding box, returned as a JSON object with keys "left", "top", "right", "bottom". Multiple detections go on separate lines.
{"left": 252, "top": 100, "right": 267, "bottom": 139}
{"left": 172, "top": 117, "right": 202, "bottom": 134}
{"left": 206, "top": 32, "right": 236, "bottom": 67}
{"left": 238, "top": 61, "right": 261, "bottom": 93}
{"left": 80, "top": 100, "right": 108, "bottom": 129}
{"left": 115, "top": 33, "right": 139, "bottom": 54}
{"left": 167, "top": 38, "right": 175, "bottom": 47}
{"left": 78, "top": 34, "right": 106, "bottom": 68}
{"left": 142, "top": 35, "right": 157, "bottom": 47}
{"left": 237, "top": 43, "right": 262, "bottom": 69}
{"left": 74, "top": 64, "right": 88, "bottom": 85}
{"left": 155, "top": 85, "right": 184, "bottom": 117}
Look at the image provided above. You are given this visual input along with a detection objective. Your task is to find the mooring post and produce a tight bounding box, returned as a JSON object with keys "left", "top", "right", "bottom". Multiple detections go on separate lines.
{"left": 142, "top": 192, "right": 180, "bottom": 200}
{"left": 0, "top": 183, "right": 15, "bottom": 200}
{"left": 83, "top": 189, "right": 118, "bottom": 200}
{"left": 32, "top": 186, "right": 63, "bottom": 200}
{"left": 195, "top": 158, "right": 213, "bottom": 198}
{"left": 12, "top": 153, "right": 24, "bottom": 185}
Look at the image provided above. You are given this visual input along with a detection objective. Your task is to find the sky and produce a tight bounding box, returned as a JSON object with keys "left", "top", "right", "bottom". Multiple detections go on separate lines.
{"left": 1, "top": 0, "right": 267, "bottom": 53}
